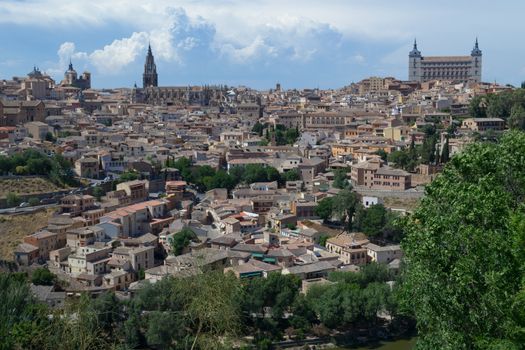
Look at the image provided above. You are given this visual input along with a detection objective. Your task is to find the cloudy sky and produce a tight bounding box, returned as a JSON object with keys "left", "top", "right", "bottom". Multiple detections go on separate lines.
{"left": 0, "top": 0, "right": 522, "bottom": 89}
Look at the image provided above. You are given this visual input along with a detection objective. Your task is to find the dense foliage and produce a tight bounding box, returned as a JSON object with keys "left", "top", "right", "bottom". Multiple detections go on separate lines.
{"left": 332, "top": 168, "right": 350, "bottom": 189}
{"left": 168, "top": 157, "right": 298, "bottom": 192}
{"left": 0, "top": 263, "right": 402, "bottom": 349}
{"left": 354, "top": 204, "right": 403, "bottom": 242}
{"left": 170, "top": 228, "right": 198, "bottom": 255}
{"left": 262, "top": 125, "right": 300, "bottom": 146}
{"left": 31, "top": 268, "right": 56, "bottom": 286}
{"left": 469, "top": 89, "right": 525, "bottom": 130}
{"left": 400, "top": 131, "right": 525, "bottom": 349}
{"left": 387, "top": 125, "right": 445, "bottom": 172}
{"left": 0, "top": 149, "right": 76, "bottom": 186}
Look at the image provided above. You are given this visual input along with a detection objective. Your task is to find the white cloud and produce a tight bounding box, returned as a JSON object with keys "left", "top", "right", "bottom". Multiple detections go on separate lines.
{"left": 0, "top": 0, "right": 420, "bottom": 67}
{"left": 3, "top": 0, "right": 513, "bottom": 81}
{"left": 89, "top": 32, "right": 148, "bottom": 73}
{"left": 217, "top": 36, "right": 277, "bottom": 62}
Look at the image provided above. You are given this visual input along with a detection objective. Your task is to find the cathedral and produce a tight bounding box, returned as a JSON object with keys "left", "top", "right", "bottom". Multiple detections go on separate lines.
{"left": 143, "top": 44, "right": 158, "bottom": 88}
{"left": 133, "top": 45, "right": 226, "bottom": 106}
{"left": 408, "top": 39, "right": 482, "bottom": 83}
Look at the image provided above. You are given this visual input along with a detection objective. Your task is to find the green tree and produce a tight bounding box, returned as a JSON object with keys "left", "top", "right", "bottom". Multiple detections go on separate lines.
{"left": 318, "top": 234, "right": 329, "bottom": 247}
{"left": 31, "top": 268, "right": 56, "bottom": 286}
{"left": 332, "top": 188, "right": 359, "bottom": 231}
{"left": 170, "top": 228, "right": 198, "bottom": 255}
{"left": 469, "top": 95, "right": 489, "bottom": 118}
{"left": 28, "top": 197, "right": 40, "bottom": 206}
{"left": 92, "top": 186, "right": 105, "bottom": 201}
{"left": 252, "top": 121, "right": 265, "bottom": 136}
{"left": 282, "top": 168, "right": 300, "bottom": 182}
{"left": 314, "top": 197, "right": 334, "bottom": 222}
{"left": 117, "top": 170, "right": 139, "bottom": 183}
{"left": 265, "top": 166, "right": 281, "bottom": 183}
{"left": 145, "top": 311, "right": 184, "bottom": 349}
{"left": 332, "top": 168, "right": 349, "bottom": 189}
{"left": 0, "top": 273, "right": 52, "bottom": 349}
{"left": 242, "top": 164, "right": 270, "bottom": 184}
{"left": 6, "top": 192, "right": 21, "bottom": 207}
{"left": 400, "top": 131, "right": 525, "bottom": 349}
{"left": 284, "top": 127, "right": 300, "bottom": 145}
{"left": 374, "top": 149, "right": 388, "bottom": 161}
{"left": 45, "top": 132, "right": 56, "bottom": 143}
{"left": 508, "top": 104, "right": 525, "bottom": 130}
{"left": 354, "top": 204, "right": 388, "bottom": 237}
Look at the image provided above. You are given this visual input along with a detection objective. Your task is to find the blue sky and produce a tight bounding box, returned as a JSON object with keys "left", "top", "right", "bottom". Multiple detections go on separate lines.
{"left": 0, "top": 0, "right": 523, "bottom": 89}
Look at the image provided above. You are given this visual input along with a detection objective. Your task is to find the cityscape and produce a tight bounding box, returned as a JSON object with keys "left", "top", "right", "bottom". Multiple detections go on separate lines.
{"left": 1, "top": 2, "right": 525, "bottom": 350}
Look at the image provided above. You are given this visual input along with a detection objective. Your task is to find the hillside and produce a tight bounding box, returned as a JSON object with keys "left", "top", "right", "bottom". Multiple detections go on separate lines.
{"left": 0, "top": 208, "right": 55, "bottom": 260}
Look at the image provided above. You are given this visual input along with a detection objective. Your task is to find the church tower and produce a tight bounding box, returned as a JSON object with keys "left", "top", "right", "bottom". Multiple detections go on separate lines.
{"left": 408, "top": 39, "right": 422, "bottom": 81}
{"left": 143, "top": 44, "right": 158, "bottom": 88}
{"left": 470, "top": 38, "right": 482, "bottom": 83}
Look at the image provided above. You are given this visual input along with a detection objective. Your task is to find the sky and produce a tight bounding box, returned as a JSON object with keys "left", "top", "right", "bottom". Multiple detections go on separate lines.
{"left": 0, "top": 0, "right": 523, "bottom": 90}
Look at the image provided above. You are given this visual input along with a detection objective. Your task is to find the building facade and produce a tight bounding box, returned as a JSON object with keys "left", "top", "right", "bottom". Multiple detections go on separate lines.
{"left": 408, "top": 39, "right": 482, "bottom": 83}
{"left": 133, "top": 46, "right": 226, "bottom": 106}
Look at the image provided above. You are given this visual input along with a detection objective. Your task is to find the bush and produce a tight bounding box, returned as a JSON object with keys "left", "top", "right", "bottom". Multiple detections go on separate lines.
{"left": 6, "top": 192, "right": 21, "bottom": 207}
{"left": 31, "top": 268, "right": 55, "bottom": 286}
{"left": 28, "top": 197, "right": 40, "bottom": 206}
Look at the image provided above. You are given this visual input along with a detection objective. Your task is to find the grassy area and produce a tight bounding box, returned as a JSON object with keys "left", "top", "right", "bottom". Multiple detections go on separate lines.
{"left": 0, "top": 177, "right": 66, "bottom": 197}
{"left": 383, "top": 197, "right": 421, "bottom": 212}
{"left": 0, "top": 208, "right": 55, "bottom": 261}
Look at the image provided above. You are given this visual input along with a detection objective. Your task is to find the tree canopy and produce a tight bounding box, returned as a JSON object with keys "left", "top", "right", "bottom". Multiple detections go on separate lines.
{"left": 400, "top": 131, "right": 525, "bottom": 349}
{"left": 170, "top": 228, "right": 198, "bottom": 256}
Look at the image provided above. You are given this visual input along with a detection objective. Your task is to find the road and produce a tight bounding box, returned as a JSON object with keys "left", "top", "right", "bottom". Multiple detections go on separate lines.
{"left": 0, "top": 203, "right": 57, "bottom": 215}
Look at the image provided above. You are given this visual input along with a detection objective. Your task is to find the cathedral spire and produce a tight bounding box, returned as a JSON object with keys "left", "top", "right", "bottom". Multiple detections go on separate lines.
{"left": 143, "top": 44, "right": 158, "bottom": 88}
{"left": 413, "top": 38, "right": 418, "bottom": 50}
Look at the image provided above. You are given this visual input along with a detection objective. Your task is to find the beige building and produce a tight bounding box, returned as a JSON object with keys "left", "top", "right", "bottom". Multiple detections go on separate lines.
{"left": 462, "top": 118, "right": 505, "bottom": 132}
{"left": 75, "top": 157, "right": 100, "bottom": 179}
{"left": 24, "top": 121, "right": 49, "bottom": 140}
{"left": 365, "top": 243, "right": 403, "bottom": 264}
{"left": 351, "top": 158, "right": 411, "bottom": 191}
{"left": 116, "top": 180, "right": 149, "bottom": 203}
{"left": 326, "top": 233, "right": 370, "bottom": 266}
{"left": 112, "top": 246, "right": 154, "bottom": 272}
{"left": 409, "top": 39, "right": 482, "bottom": 83}
{"left": 60, "top": 194, "right": 95, "bottom": 217}
{"left": 383, "top": 125, "right": 411, "bottom": 141}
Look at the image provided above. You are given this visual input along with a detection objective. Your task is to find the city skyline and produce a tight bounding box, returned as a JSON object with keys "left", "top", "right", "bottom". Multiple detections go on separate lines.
{"left": 0, "top": 0, "right": 523, "bottom": 89}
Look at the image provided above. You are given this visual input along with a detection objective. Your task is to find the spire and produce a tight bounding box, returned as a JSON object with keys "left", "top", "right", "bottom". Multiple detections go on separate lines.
{"left": 471, "top": 37, "right": 482, "bottom": 56}
{"left": 409, "top": 38, "right": 421, "bottom": 57}
{"left": 68, "top": 58, "right": 73, "bottom": 71}
{"left": 147, "top": 42, "right": 152, "bottom": 56}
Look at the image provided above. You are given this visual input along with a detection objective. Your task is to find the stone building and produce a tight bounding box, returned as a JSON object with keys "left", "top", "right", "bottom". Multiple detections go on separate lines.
{"left": 133, "top": 46, "right": 226, "bottom": 106}
{"left": 408, "top": 39, "right": 482, "bottom": 83}
{"left": 61, "top": 60, "right": 91, "bottom": 90}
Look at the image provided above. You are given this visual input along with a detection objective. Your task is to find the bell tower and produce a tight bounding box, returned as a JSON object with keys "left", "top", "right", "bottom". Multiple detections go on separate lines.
{"left": 408, "top": 39, "right": 422, "bottom": 82}
{"left": 143, "top": 44, "right": 158, "bottom": 88}
{"left": 470, "top": 38, "right": 482, "bottom": 83}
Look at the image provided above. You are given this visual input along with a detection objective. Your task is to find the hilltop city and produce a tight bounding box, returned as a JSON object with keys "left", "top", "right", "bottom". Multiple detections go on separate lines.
{"left": 1, "top": 37, "right": 525, "bottom": 349}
